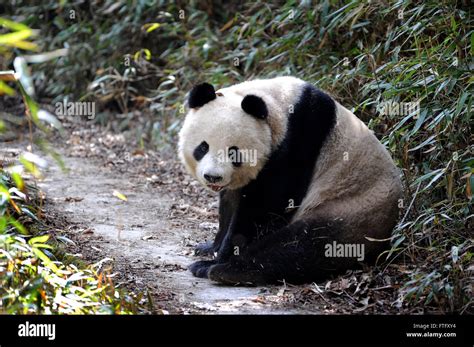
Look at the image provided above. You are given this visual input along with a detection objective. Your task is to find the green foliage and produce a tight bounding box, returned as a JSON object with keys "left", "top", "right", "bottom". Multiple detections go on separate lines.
{"left": 4, "top": 0, "right": 473, "bottom": 312}
{"left": 0, "top": 17, "right": 37, "bottom": 95}
{"left": 0, "top": 17, "right": 144, "bottom": 314}
{"left": 0, "top": 172, "right": 143, "bottom": 314}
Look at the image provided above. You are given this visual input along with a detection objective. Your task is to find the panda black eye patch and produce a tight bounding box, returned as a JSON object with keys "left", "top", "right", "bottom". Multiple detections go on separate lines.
{"left": 228, "top": 146, "right": 242, "bottom": 167}
{"left": 193, "top": 141, "right": 209, "bottom": 161}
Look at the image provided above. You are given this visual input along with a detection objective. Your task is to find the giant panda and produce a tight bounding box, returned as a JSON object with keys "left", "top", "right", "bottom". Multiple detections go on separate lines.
{"left": 178, "top": 76, "right": 402, "bottom": 285}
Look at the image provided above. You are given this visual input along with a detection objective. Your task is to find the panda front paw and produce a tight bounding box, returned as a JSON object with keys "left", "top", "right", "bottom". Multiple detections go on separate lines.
{"left": 189, "top": 260, "right": 216, "bottom": 278}
{"left": 194, "top": 241, "right": 216, "bottom": 256}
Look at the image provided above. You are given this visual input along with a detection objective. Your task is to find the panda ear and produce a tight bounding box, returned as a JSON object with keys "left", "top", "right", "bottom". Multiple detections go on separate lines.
{"left": 241, "top": 95, "right": 268, "bottom": 119}
{"left": 188, "top": 83, "right": 216, "bottom": 108}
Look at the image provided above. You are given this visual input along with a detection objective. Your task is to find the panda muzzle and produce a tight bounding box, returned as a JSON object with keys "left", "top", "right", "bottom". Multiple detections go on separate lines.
{"left": 207, "top": 184, "right": 227, "bottom": 192}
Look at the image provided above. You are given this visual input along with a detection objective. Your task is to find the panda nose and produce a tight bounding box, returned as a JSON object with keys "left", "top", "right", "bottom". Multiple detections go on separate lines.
{"left": 204, "top": 174, "right": 223, "bottom": 183}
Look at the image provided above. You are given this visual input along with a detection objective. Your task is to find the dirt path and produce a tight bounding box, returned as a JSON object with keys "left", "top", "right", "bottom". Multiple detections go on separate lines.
{"left": 39, "top": 150, "right": 311, "bottom": 314}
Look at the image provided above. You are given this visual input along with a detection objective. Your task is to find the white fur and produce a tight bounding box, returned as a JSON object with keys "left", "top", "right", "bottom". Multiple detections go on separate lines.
{"left": 178, "top": 87, "right": 271, "bottom": 191}
{"left": 178, "top": 77, "right": 309, "bottom": 192}
{"left": 179, "top": 77, "right": 308, "bottom": 192}
{"left": 217, "top": 77, "right": 306, "bottom": 148}
{"left": 294, "top": 102, "right": 402, "bottom": 240}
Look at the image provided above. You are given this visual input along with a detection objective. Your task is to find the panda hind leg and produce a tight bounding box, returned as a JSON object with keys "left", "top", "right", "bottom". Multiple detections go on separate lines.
{"left": 208, "top": 219, "right": 350, "bottom": 285}
{"left": 189, "top": 259, "right": 216, "bottom": 278}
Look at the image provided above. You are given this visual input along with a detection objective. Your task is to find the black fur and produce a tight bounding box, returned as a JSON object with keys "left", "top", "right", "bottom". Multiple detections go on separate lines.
{"left": 188, "top": 83, "right": 216, "bottom": 108}
{"left": 194, "top": 241, "right": 214, "bottom": 256}
{"left": 193, "top": 141, "right": 209, "bottom": 161}
{"left": 191, "top": 83, "right": 339, "bottom": 284}
{"left": 207, "top": 219, "right": 355, "bottom": 285}
{"left": 189, "top": 260, "right": 216, "bottom": 278}
{"left": 194, "top": 189, "right": 240, "bottom": 257}
{"left": 228, "top": 146, "right": 242, "bottom": 167}
{"left": 241, "top": 95, "right": 268, "bottom": 119}
{"left": 238, "top": 84, "right": 337, "bottom": 229}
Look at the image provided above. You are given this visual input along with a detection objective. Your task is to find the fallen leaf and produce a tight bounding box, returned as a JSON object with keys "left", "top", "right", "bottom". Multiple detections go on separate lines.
{"left": 220, "top": 18, "right": 234, "bottom": 32}
{"left": 113, "top": 190, "right": 127, "bottom": 201}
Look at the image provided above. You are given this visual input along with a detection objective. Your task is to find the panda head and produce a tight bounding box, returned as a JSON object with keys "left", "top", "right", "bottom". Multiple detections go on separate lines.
{"left": 178, "top": 83, "right": 272, "bottom": 192}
